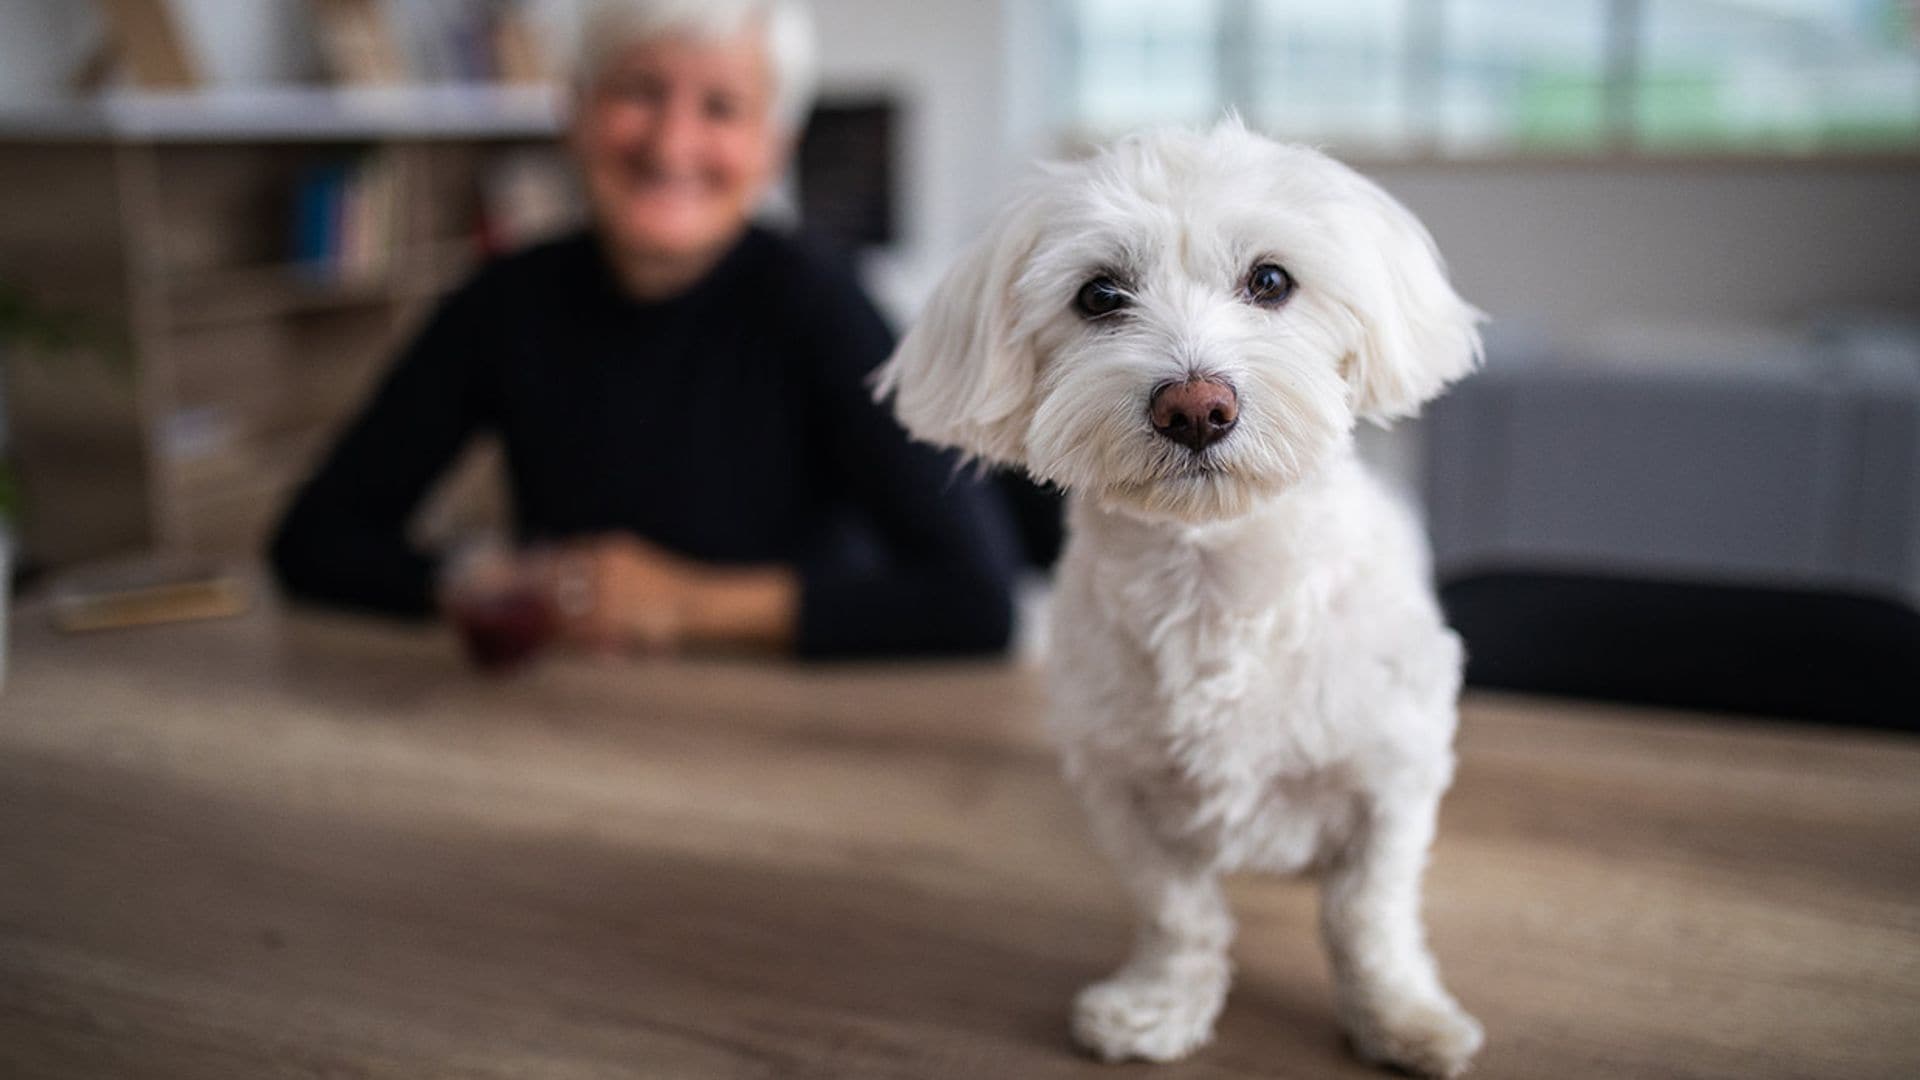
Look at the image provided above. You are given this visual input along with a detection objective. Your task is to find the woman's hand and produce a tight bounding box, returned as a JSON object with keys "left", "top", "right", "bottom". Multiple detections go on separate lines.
{"left": 549, "top": 534, "right": 695, "bottom": 654}
{"left": 548, "top": 534, "right": 799, "bottom": 656}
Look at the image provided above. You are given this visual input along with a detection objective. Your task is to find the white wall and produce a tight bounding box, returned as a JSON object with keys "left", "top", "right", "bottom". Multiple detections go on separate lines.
{"left": 0, "top": 4, "right": 98, "bottom": 102}
{"left": 1369, "top": 160, "right": 1920, "bottom": 338}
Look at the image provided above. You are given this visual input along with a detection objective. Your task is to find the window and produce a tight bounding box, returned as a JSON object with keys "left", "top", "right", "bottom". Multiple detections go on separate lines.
{"left": 1059, "top": 0, "right": 1920, "bottom": 156}
{"left": 1439, "top": 0, "right": 1613, "bottom": 153}
{"left": 1636, "top": 0, "right": 1920, "bottom": 152}
{"left": 1067, "top": 0, "right": 1229, "bottom": 132}
{"left": 1245, "top": 0, "right": 1413, "bottom": 147}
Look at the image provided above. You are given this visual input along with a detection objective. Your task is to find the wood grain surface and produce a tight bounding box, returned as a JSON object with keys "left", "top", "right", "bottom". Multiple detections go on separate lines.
{"left": 1, "top": 599, "right": 1916, "bottom": 1079}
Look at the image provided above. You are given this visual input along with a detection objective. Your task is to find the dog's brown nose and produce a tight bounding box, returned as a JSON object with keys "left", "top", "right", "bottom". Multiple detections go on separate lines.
{"left": 1150, "top": 379, "right": 1238, "bottom": 452}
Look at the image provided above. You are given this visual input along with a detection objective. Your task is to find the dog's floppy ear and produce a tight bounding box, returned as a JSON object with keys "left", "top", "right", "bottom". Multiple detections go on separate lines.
{"left": 1328, "top": 170, "right": 1484, "bottom": 423}
{"left": 873, "top": 186, "right": 1049, "bottom": 466}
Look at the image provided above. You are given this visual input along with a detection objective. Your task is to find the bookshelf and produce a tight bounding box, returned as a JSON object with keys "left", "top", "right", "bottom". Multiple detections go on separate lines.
{"left": 0, "top": 86, "right": 580, "bottom": 568}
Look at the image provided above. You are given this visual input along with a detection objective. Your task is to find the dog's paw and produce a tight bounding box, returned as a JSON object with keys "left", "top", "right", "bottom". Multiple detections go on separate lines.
{"left": 1071, "top": 971, "right": 1226, "bottom": 1064}
{"left": 1344, "top": 996, "right": 1484, "bottom": 1079}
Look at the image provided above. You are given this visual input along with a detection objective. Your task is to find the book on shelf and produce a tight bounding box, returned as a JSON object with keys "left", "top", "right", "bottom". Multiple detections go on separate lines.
{"left": 291, "top": 154, "right": 401, "bottom": 283}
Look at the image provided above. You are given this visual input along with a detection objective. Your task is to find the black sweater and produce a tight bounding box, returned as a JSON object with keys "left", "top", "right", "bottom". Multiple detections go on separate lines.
{"left": 269, "top": 227, "right": 1019, "bottom": 658}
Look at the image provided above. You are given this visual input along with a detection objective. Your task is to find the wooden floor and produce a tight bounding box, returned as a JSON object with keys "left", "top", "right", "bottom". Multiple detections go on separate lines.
{"left": 2, "top": 599, "right": 1917, "bottom": 1079}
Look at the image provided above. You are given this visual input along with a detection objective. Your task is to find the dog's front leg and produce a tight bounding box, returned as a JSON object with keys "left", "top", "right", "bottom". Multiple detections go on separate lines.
{"left": 1070, "top": 781, "right": 1233, "bottom": 1064}
{"left": 1319, "top": 788, "right": 1482, "bottom": 1078}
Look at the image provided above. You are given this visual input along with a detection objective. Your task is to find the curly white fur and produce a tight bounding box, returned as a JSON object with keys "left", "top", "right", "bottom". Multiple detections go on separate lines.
{"left": 876, "top": 120, "right": 1485, "bottom": 1077}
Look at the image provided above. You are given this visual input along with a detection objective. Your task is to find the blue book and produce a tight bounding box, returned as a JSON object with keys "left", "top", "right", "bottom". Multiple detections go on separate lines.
{"left": 293, "top": 163, "right": 351, "bottom": 278}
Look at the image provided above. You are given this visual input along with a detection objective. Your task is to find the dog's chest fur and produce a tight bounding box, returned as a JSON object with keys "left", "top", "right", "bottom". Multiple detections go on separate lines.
{"left": 1048, "top": 454, "right": 1458, "bottom": 870}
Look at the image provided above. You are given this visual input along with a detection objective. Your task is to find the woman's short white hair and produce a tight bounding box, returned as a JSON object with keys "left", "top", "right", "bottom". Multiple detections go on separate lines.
{"left": 575, "top": 0, "right": 818, "bottom": 135}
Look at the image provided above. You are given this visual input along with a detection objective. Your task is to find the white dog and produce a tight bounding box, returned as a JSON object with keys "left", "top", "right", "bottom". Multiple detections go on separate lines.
{"left": 876, "top": 119, "right": 1485, "bottom": 1077}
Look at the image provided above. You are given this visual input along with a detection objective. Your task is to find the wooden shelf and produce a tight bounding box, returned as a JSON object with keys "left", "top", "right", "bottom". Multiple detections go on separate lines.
{"left": 156, "top": 246, "right": 481, "bottom": 329}
{"left": 161, "top": 263, "right": 401, "bottom": 327}
{"left": 0, "top": 115, "right": 575, "bottom": 564}
{"left": 0, "top": 85, "right": 567, "bottom": 143}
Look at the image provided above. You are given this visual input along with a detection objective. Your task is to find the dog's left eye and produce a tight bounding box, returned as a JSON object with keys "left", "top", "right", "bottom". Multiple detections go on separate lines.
{"left": 1075, "top": 276, "right": 1128, "bottom": 319}
{"left": 1246, "top": 263, "right": 1296, "bottom": 307}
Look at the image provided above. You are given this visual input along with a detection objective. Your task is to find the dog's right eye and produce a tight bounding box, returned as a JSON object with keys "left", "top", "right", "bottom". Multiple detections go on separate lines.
{"left": 1074, "top": 277, "right": 1128, "bottom": 319}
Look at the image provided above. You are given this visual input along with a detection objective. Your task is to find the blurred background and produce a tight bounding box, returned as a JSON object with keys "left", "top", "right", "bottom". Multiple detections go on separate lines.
{"left": 0, "top": 0, "right": 1915, "bottom": 719}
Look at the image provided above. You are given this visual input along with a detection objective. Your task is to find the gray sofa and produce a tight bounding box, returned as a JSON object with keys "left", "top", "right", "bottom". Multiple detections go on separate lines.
{"left": 1423, "top": 317, "right": 1920, "bottom": 723}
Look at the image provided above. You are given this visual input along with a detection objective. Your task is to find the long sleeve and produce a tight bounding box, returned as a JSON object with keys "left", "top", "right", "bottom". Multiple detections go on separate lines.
{"left": 792, "top": 265, "right": 1022, "bottom": 659}
{"left": 268, "top": 282, "right": 494, "bottom": 618}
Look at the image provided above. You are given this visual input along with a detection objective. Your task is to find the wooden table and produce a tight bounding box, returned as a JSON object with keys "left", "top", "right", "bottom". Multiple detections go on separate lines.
{"left": 2, "top": 598, "right": 1916, "bottom": 1078}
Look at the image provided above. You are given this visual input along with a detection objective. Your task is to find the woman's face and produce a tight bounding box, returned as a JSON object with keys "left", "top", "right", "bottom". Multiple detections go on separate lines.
{"left": 575, "top": 28, "right": 783, "bottom": 279}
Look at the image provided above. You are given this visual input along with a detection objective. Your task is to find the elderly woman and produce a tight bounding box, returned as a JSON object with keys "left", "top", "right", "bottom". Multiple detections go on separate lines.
{"left": 270, "top": 0, "right": 1018, "bottom": 658}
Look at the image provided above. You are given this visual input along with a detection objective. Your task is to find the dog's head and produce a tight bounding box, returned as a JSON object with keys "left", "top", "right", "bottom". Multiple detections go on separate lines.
{"left": 876, "top": 120, "right": 1482, "bottom": 523}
